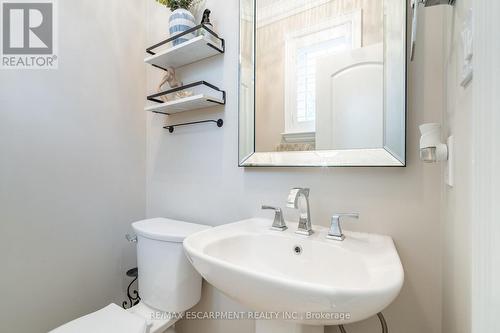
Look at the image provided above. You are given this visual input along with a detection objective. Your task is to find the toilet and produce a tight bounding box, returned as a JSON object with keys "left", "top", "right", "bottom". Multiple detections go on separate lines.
{"left": 50, "top": 218, "right": 211, "bottom": 333}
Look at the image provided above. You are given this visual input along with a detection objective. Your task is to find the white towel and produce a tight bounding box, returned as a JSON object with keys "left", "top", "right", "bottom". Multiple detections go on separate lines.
{"left": 49, "top": 303, "right": 147, "bottom": 333}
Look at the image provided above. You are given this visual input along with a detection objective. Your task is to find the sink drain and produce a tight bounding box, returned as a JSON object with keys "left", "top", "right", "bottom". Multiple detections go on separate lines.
{"left": 293, "top": 245, "right": 303, "bottom": 255}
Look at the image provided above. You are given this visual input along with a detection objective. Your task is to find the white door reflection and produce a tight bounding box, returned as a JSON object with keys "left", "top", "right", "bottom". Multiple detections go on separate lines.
{"left": 316, "top": 43, "right": 384, "bottom": 150}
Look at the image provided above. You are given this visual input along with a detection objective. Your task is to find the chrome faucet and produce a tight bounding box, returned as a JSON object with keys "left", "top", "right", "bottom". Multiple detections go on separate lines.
{"left": 262, "top": 205, "right": 287, "bottom": 231}
{"left": 287, "top": 188, "right": 313, "bottom": 236}
{"left": 327, "top": 213, "right": 359, "bottom": 241}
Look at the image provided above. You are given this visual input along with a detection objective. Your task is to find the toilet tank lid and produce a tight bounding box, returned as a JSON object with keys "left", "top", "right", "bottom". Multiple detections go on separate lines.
{"left": 132, "top": 218, "right": 211, "bottom": 243}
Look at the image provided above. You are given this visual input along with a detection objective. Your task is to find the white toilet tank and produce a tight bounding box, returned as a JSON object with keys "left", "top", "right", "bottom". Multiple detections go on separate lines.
{"left": 132, "top": 218, "right": 211, "bottom": 313}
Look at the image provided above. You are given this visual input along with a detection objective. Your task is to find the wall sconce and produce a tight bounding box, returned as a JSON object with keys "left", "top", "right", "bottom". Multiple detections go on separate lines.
{"left": 419, "top": 123, "right": 448, "bottom": 163}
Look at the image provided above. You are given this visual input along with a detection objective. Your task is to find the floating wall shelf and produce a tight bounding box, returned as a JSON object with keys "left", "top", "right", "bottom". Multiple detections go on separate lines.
{"left": 145, "top": 94, "right": 224, "bottom": 114}
{"left": 144, "top": 25, "right": 226, "bottom": 131}
{"left": 145, "top": 24, "right": 225, "bottom": 70}
{"left": 145, "top": 81, "right": 225, "bottom": 115}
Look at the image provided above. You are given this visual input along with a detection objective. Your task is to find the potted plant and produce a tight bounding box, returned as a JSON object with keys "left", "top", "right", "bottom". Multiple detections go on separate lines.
{"left": 156, "top": 0, "right": 198, "bottom": 46}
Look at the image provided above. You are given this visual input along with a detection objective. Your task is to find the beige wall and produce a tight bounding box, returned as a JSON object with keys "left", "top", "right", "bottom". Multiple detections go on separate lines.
{"left": 442, "top": 1, "right": 472, "bottom": 332}
{"left": 255, "top": 0, "right": 383, "bottom": 151}
{"left": 147, "top": 1, "right": 444, "bottom": 333}
{"left": 0, "top": 1, "right": 146, "bottom": 332}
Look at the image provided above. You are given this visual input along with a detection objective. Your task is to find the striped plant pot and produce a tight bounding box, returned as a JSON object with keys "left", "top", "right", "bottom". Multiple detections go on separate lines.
{"left": 169, "top": 8, "right": 196, "bottom": 46}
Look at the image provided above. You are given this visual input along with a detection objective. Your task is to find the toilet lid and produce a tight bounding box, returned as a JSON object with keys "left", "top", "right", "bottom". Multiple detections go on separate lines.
{"left": 49, "top": 304, "right": 147, "bottom": 333}
{"left": 132, "top": 218, "right": 211, "bottom": 242}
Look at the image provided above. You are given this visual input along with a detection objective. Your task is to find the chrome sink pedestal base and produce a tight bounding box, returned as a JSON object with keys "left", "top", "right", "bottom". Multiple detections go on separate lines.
{"left": 255, "top": 320, "right": 324, "bottom": 333}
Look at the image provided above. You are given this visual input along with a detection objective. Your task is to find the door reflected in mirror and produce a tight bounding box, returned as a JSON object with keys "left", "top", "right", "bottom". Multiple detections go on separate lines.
{"left": 239, "top": 0, "right": 406, "bottom": 167}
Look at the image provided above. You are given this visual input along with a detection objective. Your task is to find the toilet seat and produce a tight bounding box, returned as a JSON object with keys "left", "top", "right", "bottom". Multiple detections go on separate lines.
{"left": 128, "top": 302, "right": 181, "bottom": 333}
{"left": 49, "top": 302, "right": 180, "bottom": 333}
{"left": 49, "top": 303, "right": 147, "bottom": 333}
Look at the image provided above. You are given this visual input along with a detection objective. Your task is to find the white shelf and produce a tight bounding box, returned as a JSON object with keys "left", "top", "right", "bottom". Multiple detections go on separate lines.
{"left": 145, "top": 35, "right": 223, "bottom": 69}
{"left": 144, "top": 94, "right": 224, "bottom": 114}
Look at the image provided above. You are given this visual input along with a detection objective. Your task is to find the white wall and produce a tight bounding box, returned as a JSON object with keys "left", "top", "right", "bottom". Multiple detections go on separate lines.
{"left": 471, "top": 1, "right": 500, "bottom": 331}
{"left": 441, "top": 0, "right": 472, "bottom": 332}
{"left": 0, "top": 1, "right": 146, "bottom": 332}
{"left": 146, "top": 1, "right": 444, "bottom": 333}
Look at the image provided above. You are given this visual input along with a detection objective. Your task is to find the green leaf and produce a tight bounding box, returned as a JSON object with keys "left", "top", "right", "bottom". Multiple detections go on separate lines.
{"left": 155, "top": 0, "right": 195, "bottom": 10}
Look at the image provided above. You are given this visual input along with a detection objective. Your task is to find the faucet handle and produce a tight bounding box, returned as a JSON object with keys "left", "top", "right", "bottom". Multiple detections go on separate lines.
{"left": 327, "top": 213, "right": 359, "bottom": 241}
{"left": 262, "top": 205, "right": 288, "bottom": 231}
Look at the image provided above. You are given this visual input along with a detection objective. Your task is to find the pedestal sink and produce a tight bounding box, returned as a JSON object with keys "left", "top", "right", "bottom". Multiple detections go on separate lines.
{"left": 183, "top": 218, "right": 404, "bottom": 332}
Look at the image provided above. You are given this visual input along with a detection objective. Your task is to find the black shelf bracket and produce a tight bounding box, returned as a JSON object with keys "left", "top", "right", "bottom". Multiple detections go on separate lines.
{"left": 164, "top": 119, "right": 224, "bottom": 133}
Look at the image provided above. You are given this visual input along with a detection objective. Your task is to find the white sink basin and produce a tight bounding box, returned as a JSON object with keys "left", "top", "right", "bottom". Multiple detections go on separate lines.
{"left": 183, "top": 218, "right": 403, "bottom": 328}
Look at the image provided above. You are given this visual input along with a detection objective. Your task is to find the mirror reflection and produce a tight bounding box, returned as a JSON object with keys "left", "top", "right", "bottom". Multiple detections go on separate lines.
{"left": 256, "top": 0, "right": 383, "bottom": 152}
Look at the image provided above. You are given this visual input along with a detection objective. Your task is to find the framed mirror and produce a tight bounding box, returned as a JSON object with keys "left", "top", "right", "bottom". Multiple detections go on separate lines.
{"left": 239, "top": 0, "right": 407, "bottom": 167}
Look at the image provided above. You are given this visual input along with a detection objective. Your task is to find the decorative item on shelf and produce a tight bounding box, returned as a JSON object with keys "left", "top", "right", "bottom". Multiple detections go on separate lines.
{"left": 155, "top": 0, "right": 198, "bottom": 46}
{"left": 157, "top": 67, "right": 193, "bottom": 101}
{"left": 122, "top": 267, "right": 141, "bottom": 309}
{"left": 173, "top": 90, "right": 194, "bottom": 100}
{"left": 199, "top": 9, "right": 218, "bottom": 44}
{"left": 144, "top": 4, "right": 225, "bottom": 70}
